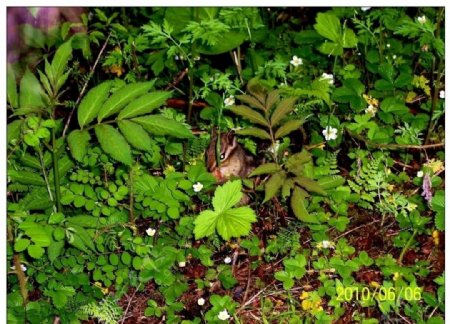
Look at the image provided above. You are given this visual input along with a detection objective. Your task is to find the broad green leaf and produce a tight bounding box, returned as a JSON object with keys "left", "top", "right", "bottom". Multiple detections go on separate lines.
{"left": 275, "top": 119, "right": 304, "bottom": 139}
{"left": 295, "top": 176, "right": 328, "bottom": 195}
{"left": 197, "top": 31, "right": 247, "bottom": 55}
{"left": 314, "top": 13, "right": 341, "bottom": 43}
{"left": 342, "top": 28, "right": 358, "bottom": 48}
{"left": 132, "top": 115, "right": 193, "bottom": 139}
{"left": 235, "top": 127, "right": 271, "bottom": 140}
{"left": 265, "top": 89, "right": 281, "bottom": 112}
{"left": 19, "top": 222, "right": 52, "bottom": 247}
{"left": 118, "top": 91, "right": 171, "bottom": 119}
{"left": 194, "top": 210, "right": 218, "bottom": 239}
{"left": 69, "top": 224, "right": 96, "bottom": 252}
{"left": 333, "top": 78, "right": 365, "bottom": 111}
{"left": 212, "top": 180, "right": 243, "bottom": 212}
{"left": 94, "top": 124, "right": 132, "bottom": 166}
{"left": 291, "top": 186, "right": 318, "bottom": 223}
{"left": 431, "top": 190, "right": 445, "bottom": 231}
{"left": 7, "top": 120, "right": 23, "bottom": 144}
{"left": 235, "top": 94, "right": 265, "bottom": 112}
{"left": 380, "top": 97, "right": 409, "bottom": 115}
{"left": 118, "top": 120, "right": 154, "bottom": 152}
{"left": 229, "top": 105, "right": 269, "bottom": 127}
{"left": 317, "top": 175, "right": 345, "bottom": 190}
{"left": 249, "top": 163, "right": 280, "bottom": 176}
{"left": 97, "top": 81, "right": 155, "bottom": 122}
{"left": 7, "top": 64, "right": 18, "bottom": 108}
{"left": 8, "top": 170, "right": 45, "bottom": 186}
{"left": 51, "top": 39, "right": 72, "bottom": 80}
{"left": 281, "top": 178, "right": 294, "bottom": 199}
{"left": 66, "top": 215, "right": 100, "bottom": 228}
{"left": 67, "top": 129, "right": 90, "bottom": 162}
{"left": 270, "top": 97, "right": 298, "bottom": 127}
{"left": 19, "top": 187, "right": 53, "bottom": 211}
{"left": 216, "top": 207, "right": 256, "bottom": 240}
{"left": 48, "top": 240, "right": 64, "bottom": 263}
{"left": 28, "top": 244, "right": 45, "bottom": 259}
{"left": 77, "top": 81, "right": 113, "bottom": 128}
{"left": 263, "top": 171, "right": 286, "bottom": 202}
{"left": 14, "top": 238, "right": 30, "bottom": 252}
{"left": 19, "top": 69, "right": 44, "bottom": 108}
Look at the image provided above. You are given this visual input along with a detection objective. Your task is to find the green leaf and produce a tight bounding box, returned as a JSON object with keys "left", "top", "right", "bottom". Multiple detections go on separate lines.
{"left": 19, "top": 222, "right": 52, "bottom": 247}
{"left": 333, "top": 78, "right": 365, "bottom": 111}
{"left": 194, "top": 210, "right": 218, "bottom": 239}
{"left": 77, "top": 81, "right": 113, "bottom": 128}
{"left": 263, "top": 171, "right": 286, "bottom": 203}
{"left": 295, "top": 176, "right": 327, "bottom": 195}
{"left": 235, "top": 127, "right": 271, "bottom": 140}
{"left": 197, "top": 31, "right": 247, "bottom": 55}
{"left": 380, "top": 97, "right": 408, "bottom": 115}
{"left": 8, "top": 120, "right": 23, "bottom": 144}
{"left": 229, "top": 105, "right": 269, "bottom": 127}
{"left": 216, "top": 207, "right": 256, "bottom": 240}
{"left": 249, "top": 163, "right": 280, "bottom": 176}
{"left": 270, "top": 97, "right": 298, "bottom": 127}
{"left": 291, "top": 186, "right": 318, "bottom": 223}
{"left": 67, "top": 129, "right": 90, "bottom": 162}
{"left": 8, "top": 170, "right": 45, "bottom": 186}
{"left": 274, "top": 119, "right": 304, "bottom": 139}
{"left": 212, "top": 180, "right": 243, "bottom": 213}
{"left": 48, "top": 240, "right": 64, "bottom": 263}
{"left": 235, "top": 94, "right": 265, "bottom": 112}
{"left": 95, "top": 124, "right": 132, "bottom": 166}
{"left": 132, "top": 115, "right": 193, "bottom": 139}
{"left": 431, "top": 190, "right": 445, "bottom": 231}
{"left": 317, "top": 175, "right": 345, "bottom": 190}
{"left": 66, "top": 215, "right": 100, "bottom": 228}
{"left": 118, "top": 120, "right": 154, "bottom": 152}
{"left": 118, "top": 91, "right": 171, "bottom": 119}
{"left": 97, "top": 82, "right": 155, "bottom": 122}
{"left": 28, "top": 244, "right": 45, "bottom": 259}
{"left": 14, "top": 238, "right": 30, "bottom": 252}
{"left": 19, "top": 69, "right": 44, "bottom": 108}
{"left": 69, "top": 224, "right": 96, "bottom": 252}
{"left": 314, "top": 13, "right": 341, "bottom": 43}
{"left": 7, "top": 64, "right": 18, "bottom": 108}
{"left": 51, "top": 39, "right": 72, "bottom": 80}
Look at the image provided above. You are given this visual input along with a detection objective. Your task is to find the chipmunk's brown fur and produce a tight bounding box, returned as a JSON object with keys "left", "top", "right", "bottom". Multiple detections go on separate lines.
{"left": 206, "top": 130, "right": 254, "bottom": 183}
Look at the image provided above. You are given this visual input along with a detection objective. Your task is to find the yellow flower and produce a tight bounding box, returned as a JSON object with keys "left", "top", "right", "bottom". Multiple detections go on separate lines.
{"left": 432, "top": 230, "right": 440, "bottom": 246}
{"left": 300, "top": 291, "right": 309, "bottom": 300}
{"left": 94, "top": 282, "right": 109, "bottom": 295}
{"left": 301, "top": 299, "right": 312, "bottom": 311}
{"left": 393, "top": 272, "right": 400, "bottom": 281}
{"left": 406, "top": 203, "right": 417, "bottom": 212}
{"left": 387, "top": 184, "right": 395, "bottom": 192}
{"left": 370, "top": 281, "right": 380, "bottom": 288}
{"left": 109, "top": 64, "right": 125, "bottom": 77}
{"left": 424, "top": 159, "right": 444, "bottom": 174}
{"left": 363, "top": 94, "right": 379, "bottom": 107}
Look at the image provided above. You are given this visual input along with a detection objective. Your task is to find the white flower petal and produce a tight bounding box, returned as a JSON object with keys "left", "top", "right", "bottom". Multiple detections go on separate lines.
{"left": 218, "top": 310, "right": 230, "bottom": 321}
{"left": 146, "top": 228, "right": 156, "bottom": 237}
{"left": 197, "top": 298, "right": 205, "bottom": 306}
{"left": 224, "top": 256, "right": 232, "bottom": 264}
{"left": 439, "top": 90, "right": 445, "bottom": 99}
{"left": 417, "top": 171, "right": 424, "bottom": 178}
{"left": 193, "top": 182, "right": 204, "bottom": 192}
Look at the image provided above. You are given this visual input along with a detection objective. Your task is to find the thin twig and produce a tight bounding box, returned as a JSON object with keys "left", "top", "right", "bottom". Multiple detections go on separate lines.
{"left": 62, "top": 33, "right": 111, "bottom": 137}
{"left": 120, "top": 283, "right": 141, "bottom": 324}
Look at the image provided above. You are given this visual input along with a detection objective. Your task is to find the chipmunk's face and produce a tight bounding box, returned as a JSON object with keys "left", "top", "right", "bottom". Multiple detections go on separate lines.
{"left": 206, "top": 131, "right": 240, "bottom": 183}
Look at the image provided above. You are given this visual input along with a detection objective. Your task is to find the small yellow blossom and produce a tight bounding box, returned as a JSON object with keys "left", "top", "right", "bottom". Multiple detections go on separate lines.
{"left": 393, "top": 272, "right": 400, "bottom": 281}
{"left": 424, "top": 159, "right": 444, "bottom": 174}
{"left": 94, "top": 282, "right": 109, "bottom": 295}
{"left": 406, "top": 203, "right": 417, "bottom": 212}
{"left": 363, "top": 94, "right": 379, "bottom": 107}
{"left": 387, "top": 184, "right": 395, "bottom": 192}
{"left": 300, "top": 291, "right": 309, "bottom": 300}
{"left": 109, "top": 64, "right": 125, "bottom": 77}
{"left": 432, "top": 230, "right": 440, "bottom": 246}
{"left": 370, "top": 281, "right": 381, "bottom": 288}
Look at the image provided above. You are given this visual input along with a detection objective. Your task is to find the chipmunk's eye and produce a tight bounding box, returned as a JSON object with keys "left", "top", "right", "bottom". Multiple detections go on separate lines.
{"left": 220, "top": 154, "right": 225, "bottom": 160}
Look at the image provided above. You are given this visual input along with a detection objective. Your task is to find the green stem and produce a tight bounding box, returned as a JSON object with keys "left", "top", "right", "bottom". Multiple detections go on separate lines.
{"left": 52, "top": 128, "right": 62, "bottom": 212}
{"left": 37, "top": 147, "right": 57, "bottom": 213}
{"left": 398, "top": 229, "right": 418, "bottom": 264}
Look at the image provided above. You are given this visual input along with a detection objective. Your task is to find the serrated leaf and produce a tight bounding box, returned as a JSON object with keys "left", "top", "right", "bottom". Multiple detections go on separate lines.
{"left": 14, "top": 238, "right": 30, "bottom": 252}
{"left": 281, "top": 178, "right": 294, "bottom": 199}
{"left": 94, "top": 124, "right": 132, "bottom": 166}
{"left": 295, "top": 176, "right": 327, "bottom": 195}
{"left": 118, "top": 91, "right": 171, "bottom": 119}
{"left": 19, "top": 222, "right": 52, "bottom": 247}
{"left": 270, "top": 97, "right": 298, "bottom": 127}
{"left": 314, "top": 13, "right": 341, "bottom": 43}
{"left": 66, "top": 215, "right": 101, "bottom": 228}
{"left": 235, "top": 127, "right": 271, "bottom": 139}
{"left": 431, "top": 190, "right": 445, "bottom": 231}
{"left": 67, "top": 129, "right": 90, "bottom": 162}
{"left": 48, "top": 240, "right": 64, "bottom": 263}
{"left": 263, "top": 171, "right": 286, "bottom": 202}
{"left": 7, "top": 119, "right": 23, "bottom": 144}
{"left": 291, "top": 186, "right": 318, "bottom": 223}
{"left": 275, "top": 119, "right": 304, "bottom": 139}
{"left": 249, "top": 163, "right": 280, "bottom": 176}
{"left": 229, "top": 105, "right": 269, "bottom": 127}
{"left": 97, "top": 82, "right": 155, "bottom": 122}
{"left": 51, "top": 39, "right": 72, "bottom": 80}
{"left": 77, "top": 81, "right": 113, "bottom": 128}
{"left": 194, "top": 210, "right": 218, "bottom": 239}
{"left": 118, "top": 120, "right": 154, "bottom": 152}
{"left": 20, "top": 69, "right": 44, "bottom": 108}
{"left": 235, "top": 94, "right": 265, "bottom": 112}
{"left": 217, "top": 207, "right": 256, "bottom": 240}
{"left": 8, "top": 169, "right": 45, "bottom": 186}
{"left": 318, "top": 176, "right": 345, "bottom": 190}
{"left": 7, "top": 64, "right": 18, "bottom": 108}
{"left": 69, "top": 224, "right": 96, "bottom": 252}
{"left": 132, "top": 115, "right": 193, "bottom": 139}
{"left": 265, "top": 89, "right": 281, "bottom": 112}
{"left": 212, "top": 180, "right": 243, "bottom": 212}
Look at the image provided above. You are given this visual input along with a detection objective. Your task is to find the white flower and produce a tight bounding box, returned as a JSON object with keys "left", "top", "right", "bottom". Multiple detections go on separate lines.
{"left": 193, "top": 182, "right": 204, "bottom": 192}
{"left": 10, "top": 264, "right": 27, "bottom": 272}
{"left": 178, "top": 261, "right": 186, "bottom": 268}
{"left": 197, "top": 298, "right": 205, "bottom": 306}
{"left": 361, "top": 7, "right": 371, "bottom": 11}
{"left": 224, "top": 256, "right": 232, "bottom": 264}
{"left": 386, "top": 43, "right": 391, "bottom": 48}
{"left": 322, "top": 240, "right": 332, "bottom": 248}
{"left": 175, "top": 55, "right": 179, "bottom": 60}
{"left": 417, "top": 171, "right": 424, "bottom": 178}
{"left": 320, "top": 73, "right": 334, "bottom": 85}
{"left": 224, "top": 96, "right": 235, "bottom": 106}
{"left": 365, "top": 104, "right": 377, "bottom": 117}
{"left": 439, "top": 90, "right": 445, "bottom": 99}
{"left": 268, "top": 140, "right": 280, "bottom": 155}
{"left": 290, "top": 55, "right": 303, "bottom": 67}
{"left": 146, "top": 228, "right": 156, "bottom": 237}
{"left": 418, "top": 15, "right": 427, "bottom": 24}
{"left": 317, "top": 240, "right": 335, "bottom": 249}
{"left": 218, "top": 309, "right": 230, "bottom": 321}
{"left": 193, "top": 56, "right": 201, "bottom": 61}
{"left": 322, "top": 126, "right": 338, "bottom": 141}
{"left": 392, "top": 55, "right": 397, "bottom": 60}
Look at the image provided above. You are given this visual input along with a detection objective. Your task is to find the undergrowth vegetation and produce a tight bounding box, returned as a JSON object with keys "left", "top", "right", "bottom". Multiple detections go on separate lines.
{"left": 7, "top": 7, "right": 445, "bottom": 323}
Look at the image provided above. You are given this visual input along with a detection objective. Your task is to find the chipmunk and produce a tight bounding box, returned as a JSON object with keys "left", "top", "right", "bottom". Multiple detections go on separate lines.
{"left": 206, "top": 129, "right": 255, "bottom": 183}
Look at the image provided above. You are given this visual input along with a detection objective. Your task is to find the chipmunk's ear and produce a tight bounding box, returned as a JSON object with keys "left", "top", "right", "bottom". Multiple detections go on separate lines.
{"left": 225, "top": 130, "right": 238, "bottom": 148}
